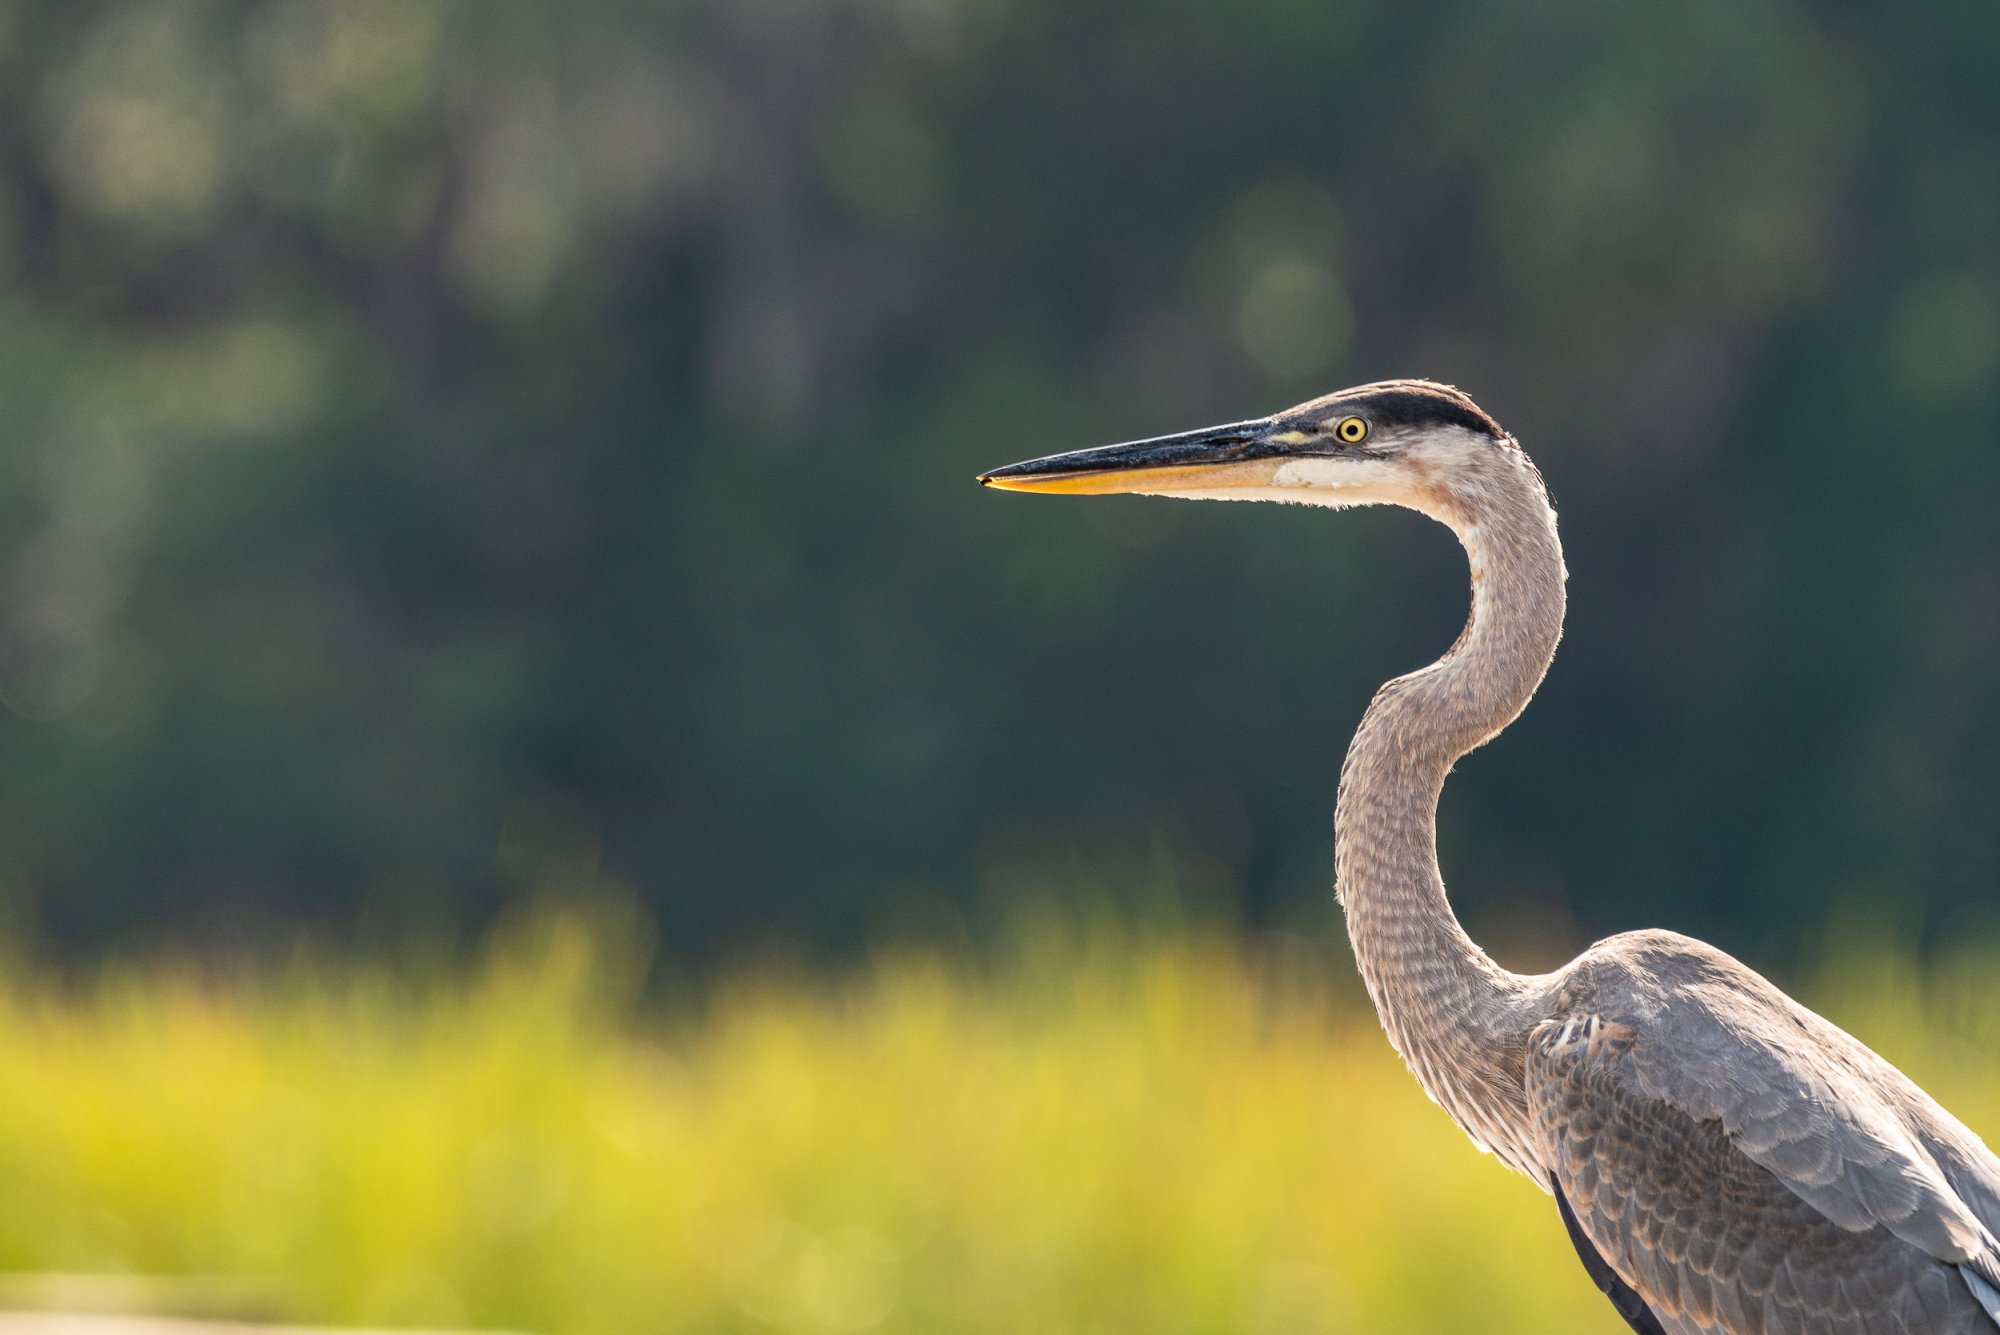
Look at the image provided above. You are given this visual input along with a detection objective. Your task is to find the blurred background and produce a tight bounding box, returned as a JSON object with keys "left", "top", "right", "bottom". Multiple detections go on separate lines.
{"left": 0, "top": 1, "right": 1996, "bottom": 1331}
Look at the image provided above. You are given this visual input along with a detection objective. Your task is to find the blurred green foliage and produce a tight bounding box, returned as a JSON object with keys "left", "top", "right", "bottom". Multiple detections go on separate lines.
{"left": 0, "top": 909, "right": 1989, "bottom": 1333}
{"left": 0, "top": 1, "right": 1991, "bottom": 961}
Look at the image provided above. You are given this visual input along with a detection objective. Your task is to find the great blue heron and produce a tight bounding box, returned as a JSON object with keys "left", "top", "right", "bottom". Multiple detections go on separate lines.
{"left": 979, "top": 380, "right": 2000, "bottom": 1334}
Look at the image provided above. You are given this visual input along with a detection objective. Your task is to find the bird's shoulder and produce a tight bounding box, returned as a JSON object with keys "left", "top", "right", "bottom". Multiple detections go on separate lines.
{"left": 1552, "top": 927, "right": 1779, "bottom": 1014}
{"left": 1530, "top": 928, "right": 1817, "bottom": 1076}
{"left": 1528, "top": 927, "right": 1816, "bottom": 1137}
{"left": 1541, "top": 927, "right": 1910, "bottom": 1076}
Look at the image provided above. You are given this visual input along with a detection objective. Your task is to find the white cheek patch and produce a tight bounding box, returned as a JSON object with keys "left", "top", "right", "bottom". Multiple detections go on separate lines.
{"left": 1268, "top": 456, "right": 1458, "bottom": 523}
{"left": 1273, "top": 456, "right": 1400, "bottom": 496}
{"left": 1150, "top": 457, "right": 1445, "bottom": 516}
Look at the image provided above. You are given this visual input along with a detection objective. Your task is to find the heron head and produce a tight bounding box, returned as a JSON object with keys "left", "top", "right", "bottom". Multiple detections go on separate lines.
{"left": 978, "top": 380, "right": 1512, "bottom": 522}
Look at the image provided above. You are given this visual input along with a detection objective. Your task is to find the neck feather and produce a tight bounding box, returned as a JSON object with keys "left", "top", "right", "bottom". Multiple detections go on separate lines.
{"left": 1334, "top": 445, "right": 1566, "bottom": 1176}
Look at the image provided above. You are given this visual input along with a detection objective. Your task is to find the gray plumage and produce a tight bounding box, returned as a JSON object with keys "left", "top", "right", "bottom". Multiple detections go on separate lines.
{"left": 1531, "top": 933, "right": 2000, "bottom": 1331}
{"left": 1321, "top": 386, "right": 2000, "bottom": 1333}
{"left": 980, "top": 380, "right": 2000, "bottom": 1333}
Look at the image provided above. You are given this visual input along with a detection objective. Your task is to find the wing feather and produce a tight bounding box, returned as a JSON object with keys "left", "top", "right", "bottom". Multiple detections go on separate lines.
{"left": 1527, "top": 932, "right": 2000, "bottom": 1332}
{"left": 1625, "top": 986, "right": 1982, "bottom": 1255}
{"left": 1967, "top": 1266, "right": 2000, "bottom": 1323}
{"left": 1595, "top": 934, "right": 2000, "bottom": 1266}
{"left": 1554, "top": 1172, "right": 1669, "bottom": 1334}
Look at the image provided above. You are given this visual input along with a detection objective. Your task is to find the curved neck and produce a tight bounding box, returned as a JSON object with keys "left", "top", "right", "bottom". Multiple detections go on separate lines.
{"left": 1334, "top": 445, "right": 1566, "bottom": 1174}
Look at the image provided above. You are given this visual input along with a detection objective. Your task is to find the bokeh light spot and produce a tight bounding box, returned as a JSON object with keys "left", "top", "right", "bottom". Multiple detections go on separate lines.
{"left": 1237, "top": 260, "right": 1352, "bottom": 384}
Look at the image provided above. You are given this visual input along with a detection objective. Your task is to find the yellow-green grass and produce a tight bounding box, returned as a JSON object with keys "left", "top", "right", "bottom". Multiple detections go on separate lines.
{"left": 0, "top": 911, "right": 1992, "bottom": 1334}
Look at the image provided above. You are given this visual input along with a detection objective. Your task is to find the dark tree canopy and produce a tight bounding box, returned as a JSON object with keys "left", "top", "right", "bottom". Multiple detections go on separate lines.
{"left": 0, "top": 0, "right": 1993, "bottom": 964}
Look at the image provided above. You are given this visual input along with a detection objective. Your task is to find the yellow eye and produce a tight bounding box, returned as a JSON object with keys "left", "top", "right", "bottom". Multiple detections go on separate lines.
{"left": 1334, "top": 416, "right": 1369, "bottom": 444}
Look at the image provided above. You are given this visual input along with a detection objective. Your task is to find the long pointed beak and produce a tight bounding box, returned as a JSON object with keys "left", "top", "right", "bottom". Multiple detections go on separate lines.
{"left": 978, "top": 417, "right": 1306, "bottom": 495}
